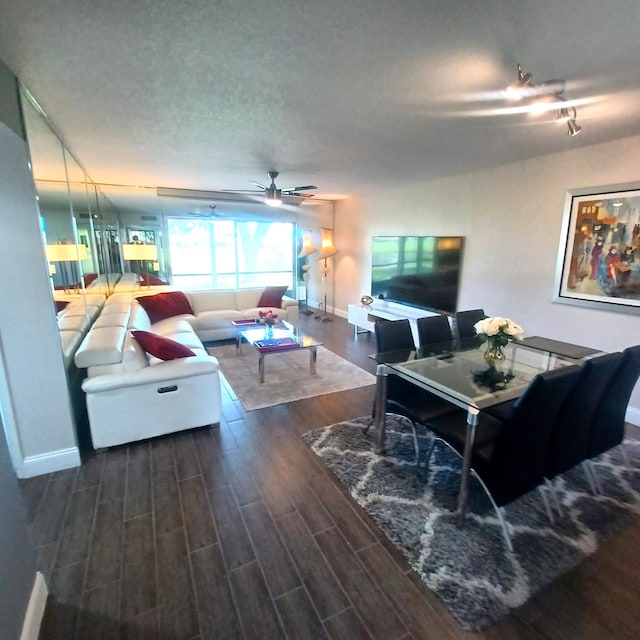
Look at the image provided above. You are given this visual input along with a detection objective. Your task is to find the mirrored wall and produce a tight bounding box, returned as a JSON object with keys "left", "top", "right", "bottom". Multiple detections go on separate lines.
{"left": 20, "top": 86, "right": 124, "bottom": 302}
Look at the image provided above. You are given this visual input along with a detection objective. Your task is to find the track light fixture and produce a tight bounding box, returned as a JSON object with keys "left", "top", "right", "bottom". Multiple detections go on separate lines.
{"left": 507, "top": 63, "right": 582, "bottom": 136}
{"left": 556, "top": 106, "right": 571, "bottom": 124}
{"left": 506, "top": 64, "right": 533, "bottom": 99}
{"left": 567, "top": 119, "right": 582, "bottom": 136}
{"left": 555, "top": 103, "right": 582, "bottom": 136}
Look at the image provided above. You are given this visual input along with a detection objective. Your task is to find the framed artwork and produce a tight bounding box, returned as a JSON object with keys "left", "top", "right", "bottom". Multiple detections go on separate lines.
{"left": 128, "top": 229, "right": 156, "bottom": 245}
{"left": 554, "top": 182, "right": 640, "bottom": 314}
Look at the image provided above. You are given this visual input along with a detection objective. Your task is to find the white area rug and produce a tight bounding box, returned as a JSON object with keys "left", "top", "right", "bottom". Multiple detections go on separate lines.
{"left": 206, "top": 343, "right": 375, "bottom": 411}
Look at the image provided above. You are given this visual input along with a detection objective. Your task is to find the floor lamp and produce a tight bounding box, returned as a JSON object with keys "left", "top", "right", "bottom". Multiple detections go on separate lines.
{"left": 122, "top": 243, "right": 158, "bottom": 287}
{"left": 46, "top": 242, "right": 88, "bottom": 293}
{"left": 298, "top": 232, "right": 316, "bottom": 315}
{"left": 315, "top": 228, "right": 338, "bottom": 322}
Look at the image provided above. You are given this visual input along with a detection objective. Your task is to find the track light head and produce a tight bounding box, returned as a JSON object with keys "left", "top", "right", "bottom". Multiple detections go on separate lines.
{"left": 506, "top": 64, "right": 533, "bottom": 99}
{"left": 567, "top": 119, "right": 582, "bottom": 136}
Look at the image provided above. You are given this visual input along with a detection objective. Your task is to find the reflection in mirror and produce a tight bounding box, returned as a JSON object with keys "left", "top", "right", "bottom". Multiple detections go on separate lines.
{"left": 20, "top": 91, "right": 86, "bottom": 298}
{"left": 95, "top": 188, "right": 123, "bottom": 293}
{"left": 100, "top": 184, "right": 166, "bottom": 286}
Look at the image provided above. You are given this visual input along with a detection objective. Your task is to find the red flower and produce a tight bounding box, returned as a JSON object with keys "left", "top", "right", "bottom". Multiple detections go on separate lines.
{"left": 259, "top": 310, "right": 278, "bottom": 325}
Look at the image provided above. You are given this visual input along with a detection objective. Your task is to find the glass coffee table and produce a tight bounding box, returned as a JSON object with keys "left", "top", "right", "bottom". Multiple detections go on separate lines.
{"left": 234, "top": 320, "right": 323, "bottom": 383}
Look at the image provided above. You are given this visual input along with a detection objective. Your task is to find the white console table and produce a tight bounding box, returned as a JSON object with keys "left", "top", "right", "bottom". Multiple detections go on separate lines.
{"left": 347, "top": 300, "right": 441, "bottom": 343}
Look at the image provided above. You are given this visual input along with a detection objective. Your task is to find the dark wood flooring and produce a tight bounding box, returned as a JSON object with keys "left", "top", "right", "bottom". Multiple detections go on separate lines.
{"left": 20, "top": 311, "right": 640, "bottom": 639}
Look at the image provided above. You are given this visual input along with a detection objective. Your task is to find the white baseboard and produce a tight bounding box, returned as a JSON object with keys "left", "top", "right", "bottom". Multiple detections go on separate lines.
{"left": 626, "top": 405, "right": 640, "bottom": 427}
{"left": 19, "top": 447, "right": 81, "bottom": 478}
{"left": 20, "top": 572, "right": 48, "bottom": 640}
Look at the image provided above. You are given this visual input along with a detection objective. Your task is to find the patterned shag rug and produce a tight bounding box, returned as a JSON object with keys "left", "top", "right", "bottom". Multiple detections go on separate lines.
{"left": 302, "top": 415, "right": 640, "bottom": 631}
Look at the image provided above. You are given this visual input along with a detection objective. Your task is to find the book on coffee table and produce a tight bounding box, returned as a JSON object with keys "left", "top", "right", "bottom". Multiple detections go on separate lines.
{"left": 254, "top": 337, "right": 300, "bottom": 352}
{"left": 232, "top": 319, "right": 263, "bottom": 326}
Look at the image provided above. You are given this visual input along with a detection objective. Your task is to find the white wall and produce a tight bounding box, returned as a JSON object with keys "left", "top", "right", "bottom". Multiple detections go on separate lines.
{"left": 334, "top": 134, "right": 640, "bottom": 425}
{"left": 0, "top": 60, "right": 80, "bottom": 477}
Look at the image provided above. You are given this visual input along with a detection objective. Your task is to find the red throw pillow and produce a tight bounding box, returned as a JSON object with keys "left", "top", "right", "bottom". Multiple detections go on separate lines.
{"left": 55, "top": 300, "right": 70, "bottom": 313}
{"left": 136, "top": 291, "right": 194, "bottom": 324}
{"left": 131, "top": 330, "right": 195, "bottom": 360}
{"left": 139, "top": 272, "right": 169, "bottom": 286}
{"left": 257, "top": 285, "right": 288, "bottom": 308}
{"left": 83, "top": 273, "right": 99, "bottom": 287}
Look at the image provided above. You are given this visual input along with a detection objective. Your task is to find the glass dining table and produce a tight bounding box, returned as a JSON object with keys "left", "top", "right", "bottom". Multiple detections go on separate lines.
{"left": 372, "top": 338, "right": 597, "bottom": 526}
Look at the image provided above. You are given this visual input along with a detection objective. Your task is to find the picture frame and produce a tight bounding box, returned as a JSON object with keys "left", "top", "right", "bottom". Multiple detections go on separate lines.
{"left": 554, "top": 182, "right": 640, "bottom": 314}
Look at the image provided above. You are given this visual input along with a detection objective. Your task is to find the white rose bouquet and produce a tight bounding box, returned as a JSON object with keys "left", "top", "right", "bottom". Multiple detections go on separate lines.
{"left": 474, "top": 316, "right": 523, "bottom": 361}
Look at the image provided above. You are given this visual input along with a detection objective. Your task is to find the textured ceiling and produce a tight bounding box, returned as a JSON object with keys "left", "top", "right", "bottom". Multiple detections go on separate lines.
{"left": 1, "top": 0, "right": 640, "bottom": 205}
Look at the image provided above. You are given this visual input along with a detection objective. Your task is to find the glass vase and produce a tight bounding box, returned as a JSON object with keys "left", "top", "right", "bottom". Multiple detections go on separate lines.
{"left": 265, "top": 323, "right": 274, "bottom": 338}
{"left": 484, "top": 340, "right": 506, "bottom": 362}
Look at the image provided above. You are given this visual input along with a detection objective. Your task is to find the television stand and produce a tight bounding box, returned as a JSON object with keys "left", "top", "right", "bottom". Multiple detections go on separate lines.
{"left": 347, "top": 299, "right": 442, "bottom": 340}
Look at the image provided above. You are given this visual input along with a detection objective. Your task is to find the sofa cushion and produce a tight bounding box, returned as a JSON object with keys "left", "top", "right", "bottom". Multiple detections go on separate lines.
{"left": 121, "top": 333, "right": 150, "bottom": 372}
{"left": 235, "top": 288, "right": 263, "bottom": 310}
{"left": 188, "top": 290, "right": 238, "bottom": 313}
{"left": 74, "top": 325, "right": 129, "bottom": 368}
{"left": 195, "top": 309, "right": 244, "bottom": 332}
{"left": 93, "top": 310, "right": 131, "bottom": 329}
{"left": 150, "top": 317, "right": 196, "bottom": 336}
{"left": 58, "top": 314, "right": 91, "bottom": 334}
{"left": 131, "top": 330, "right": 196, "bottom": 361}
{"left": 129, "top": 304, "right": 152, "bottom": 331}
{"left": 135, "top": 291, "right": 194, "bottom": 323}
{"left": 257, "top": 285, "right": 288, "bottom": 308}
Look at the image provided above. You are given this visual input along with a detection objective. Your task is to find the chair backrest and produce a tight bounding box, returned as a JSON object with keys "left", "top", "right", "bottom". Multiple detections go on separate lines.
{"left": 416, "top": 315, "right": 453, "bottom": 348}
{"left": 545, "top": 352, "right": 623, "bottom": 479}
{"left": 589, "top": 345, "right": 640, "bottom": 459}
{"left": 453, "top": 308, "right": 486, "bottom": 340}
{"left": 374, "top": 318, "right": 415, "bottom": 353}
{"left": 480, "top": 365, "right": 582, "bottom": 506}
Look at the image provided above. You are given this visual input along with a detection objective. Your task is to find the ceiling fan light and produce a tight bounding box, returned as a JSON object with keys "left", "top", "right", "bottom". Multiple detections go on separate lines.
{"left": 567, "top": 119, "right": 582, "bottom": 136}
{"left": 264, "top": 184, "right": 282, "bottom": 206}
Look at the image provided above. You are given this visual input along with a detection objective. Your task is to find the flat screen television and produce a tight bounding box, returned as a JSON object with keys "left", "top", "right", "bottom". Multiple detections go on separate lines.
{"left": 371, "top": 236, "right": 464, "bottom": 314}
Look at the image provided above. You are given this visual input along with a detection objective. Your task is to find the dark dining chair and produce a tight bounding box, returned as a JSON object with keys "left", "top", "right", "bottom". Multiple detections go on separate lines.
{"left": 367, "top": 319, "right": 455, "bottom": 469}
{"left": 453, "top": 308, "right": 486, "bottom": 341}
{"left": 588, "top": 345, "right": 640, "bottom": 478}
{"left": 416, "top": 315, "right": 454, "bottom": 350}
{"left": 374, "top": 318, "right": 415, "bottom": 353}
{"left": 424, "top": 364, "right": 582, "bottom": 551}
{"left": 544, "top": 352, "right": 623, "bottom": 504}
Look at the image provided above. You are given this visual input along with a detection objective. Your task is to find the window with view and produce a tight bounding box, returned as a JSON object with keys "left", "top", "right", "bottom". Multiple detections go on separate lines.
{"left": 167, "top": 218, "right": 295, "bottom": 292}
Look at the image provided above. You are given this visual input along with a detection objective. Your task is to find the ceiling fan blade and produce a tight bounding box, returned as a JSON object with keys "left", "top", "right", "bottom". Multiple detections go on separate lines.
{"left": 222, "top": 189, "right": 264, "bottom": 194}
{"left": 248, "top": 181, "right": 267, "bottom": 190}
{"left": 282, "top": 185, "right": 317, "bottom": 194}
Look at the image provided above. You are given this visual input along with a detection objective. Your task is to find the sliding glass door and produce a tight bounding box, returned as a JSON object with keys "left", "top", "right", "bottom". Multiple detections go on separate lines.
{"left": 167, "top": 218, "right": 294, "bottom": 291}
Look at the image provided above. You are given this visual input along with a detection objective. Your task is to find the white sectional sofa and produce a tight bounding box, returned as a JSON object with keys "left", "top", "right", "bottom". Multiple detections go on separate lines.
{"left": 55, "top": 292, "right": 106, "bottom": 369}
{"left": 74, "top": 287, "right": 298, "bottom": 448}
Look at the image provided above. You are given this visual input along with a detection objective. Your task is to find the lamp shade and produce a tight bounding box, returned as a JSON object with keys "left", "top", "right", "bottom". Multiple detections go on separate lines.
{"left": 46, "top": 243, "right": 88, "bottom": 261}
{"left": 298, "top": 232, "right": 317, "bottom": 258}
{"left": 317, "top": 228, "right": 338, "bottom": 260}
{"left": 122, "top": 244, "right": 158, "bottom": 261}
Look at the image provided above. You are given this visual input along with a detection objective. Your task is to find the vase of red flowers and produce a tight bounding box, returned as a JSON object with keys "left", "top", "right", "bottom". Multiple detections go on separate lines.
{"left": 259, "top": 310, "right": 278, "bottom": 336}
